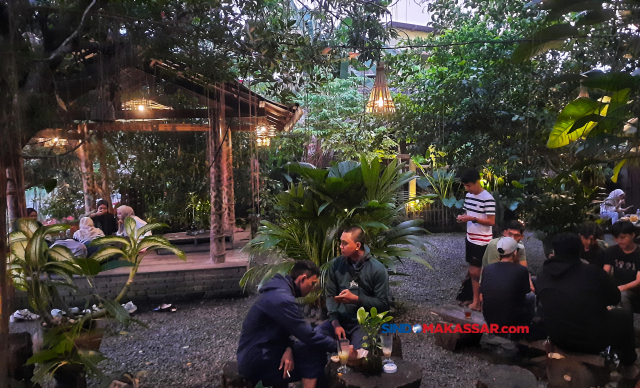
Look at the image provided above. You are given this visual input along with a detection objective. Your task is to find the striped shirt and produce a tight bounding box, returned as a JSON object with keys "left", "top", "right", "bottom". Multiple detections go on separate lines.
{"left": 464, "top": 190, "right": 495, "bottom": 246}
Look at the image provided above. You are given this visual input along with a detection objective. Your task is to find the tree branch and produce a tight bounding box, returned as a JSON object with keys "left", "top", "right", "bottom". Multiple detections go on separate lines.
{"left": 44, "top": 0, "right": 97, "bottom": 63}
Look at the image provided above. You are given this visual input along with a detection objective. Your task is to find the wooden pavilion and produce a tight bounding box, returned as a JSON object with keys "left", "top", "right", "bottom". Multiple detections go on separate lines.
{"left": 24, "top": 60, "right": 303, "bottom": 263}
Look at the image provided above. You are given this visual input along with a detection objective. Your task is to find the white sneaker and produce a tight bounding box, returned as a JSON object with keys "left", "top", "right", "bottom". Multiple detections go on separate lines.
{"left": 12, "top": 309, "right": 40, "bottom": 321}
{"left": 122, "top": 301, "right": 137, "bottom": 314}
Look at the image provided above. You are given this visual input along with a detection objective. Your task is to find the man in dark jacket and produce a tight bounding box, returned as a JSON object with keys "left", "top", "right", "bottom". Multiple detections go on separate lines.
{"left": 321, "top": 226, "right": 390, "bottom": 349}
{"left": 536, "top": 233, "right": 638, "bottom": 376}
{"left": 237, "top": 261, "right": 337, "bottom": 388}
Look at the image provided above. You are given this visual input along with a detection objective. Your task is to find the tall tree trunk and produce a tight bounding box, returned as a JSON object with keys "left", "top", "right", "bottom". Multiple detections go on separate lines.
{"left": 76, "top": 124, "right": 97, "bottom": 214}
{"left": 6, "top": 152, "right": 26, "bottom": 228}
{"left": 96, "top": 131, "right": 112, "bottom": 208}
{"left": 209, "top": 84, "right": 226, "bottom": 264}
{"left": 221, "top": 127, "right": 235, "bottom": 235}
{"left": 0, "top": 152, "right": 9, "bottom": 388}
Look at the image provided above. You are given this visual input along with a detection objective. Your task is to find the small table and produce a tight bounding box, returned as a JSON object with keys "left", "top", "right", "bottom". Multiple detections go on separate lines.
{"left": 327, "top": 359, "right": 423, "bottom": 388}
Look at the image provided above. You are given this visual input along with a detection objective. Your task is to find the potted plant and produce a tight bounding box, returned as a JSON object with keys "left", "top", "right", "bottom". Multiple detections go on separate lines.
{"left": 353, "top": 307, "right": 393, "bottom": 375}
{"left": 7, "top": 217, "right": 185, "bottom": 387}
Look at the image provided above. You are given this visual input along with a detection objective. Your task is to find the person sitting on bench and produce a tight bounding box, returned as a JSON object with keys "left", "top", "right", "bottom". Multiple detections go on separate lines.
{"left": 482, "top": 220, "right": 528, "bottom": 268}
{"left": 603, "top": 221, "right": 640, "bottom": 314}
{"left": 237, "top": 261, "right": 337, "bottom": 388}
{"left": 480, "top": 237, "right": 534, "bottom": 338}
{"left": 578, "top": 222, "right": 607, "bottom": 268}
{"left": 536, "top": 233, "right": 638, "bottom": 378}
{"left": 321, "top": 226, "right": 390, "bottom": 349}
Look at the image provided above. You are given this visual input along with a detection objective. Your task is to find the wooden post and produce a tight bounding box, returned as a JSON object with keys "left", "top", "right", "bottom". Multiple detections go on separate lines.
{"left": 96, "top": 131, "right": 112, "bottom": 208}
{"left": 209, "top": 84, "right": 226, "bottom": 264}
{"left": 250, "top": 155, "right": 260, "bottom": 237}
{"left": 221, "top": 128, "right": 236, "bottom": 236}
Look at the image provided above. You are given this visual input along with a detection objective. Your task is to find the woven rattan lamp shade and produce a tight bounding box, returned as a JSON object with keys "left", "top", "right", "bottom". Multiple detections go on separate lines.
{"left": 366, "top": 62, "right": 395, "bottom": 115}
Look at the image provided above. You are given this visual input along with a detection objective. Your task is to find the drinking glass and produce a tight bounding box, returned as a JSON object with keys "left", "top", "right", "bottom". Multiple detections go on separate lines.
{"left": 381, "top": 333, "right": 393, "bottom": 364}
{"left": 337, "top": 339, "right": 350, "bottom": 373}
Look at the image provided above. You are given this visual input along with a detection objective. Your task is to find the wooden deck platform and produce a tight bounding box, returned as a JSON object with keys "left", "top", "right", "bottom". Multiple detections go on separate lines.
{"left": 11, "top": 231, "right": 252, "bottom": 310}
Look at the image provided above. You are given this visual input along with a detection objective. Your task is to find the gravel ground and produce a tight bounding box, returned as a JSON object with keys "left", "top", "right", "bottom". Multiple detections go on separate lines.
{"left": 93, "top": 232, "right": 549, "bottom": 388}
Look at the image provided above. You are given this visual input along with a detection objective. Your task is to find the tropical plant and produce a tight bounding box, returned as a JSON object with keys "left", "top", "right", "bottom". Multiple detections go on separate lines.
{"left": 290, "top": 76, "right": 398, "bottom": 161}
{"left": 89, "top": 217, "right": 187, "bottom": 302}
{"left": 8, "top": 219, "right": 129, "bottom": 384}
{"left": 8, "top": 220, "right": 97, "bottom": 326}
{"left": 511, "top": 0, "right": 640, "bottom": 181}
{"left": 7, "top": 217, "right": 186, "bottom": 384}
{"left": 356, "top": 306, "right": 393, "bottom": 374}
{"left": 240, "top": 155, "right": 431, "bottom": 289}
{"left": 414, "top": 164, "right": 461, "bottom": 209}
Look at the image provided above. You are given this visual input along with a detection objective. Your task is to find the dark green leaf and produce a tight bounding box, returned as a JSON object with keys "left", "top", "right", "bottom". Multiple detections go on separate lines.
{"left": 27, "top": 349, "right": 59, "bottom": 365}
{"left": 512, "top": 24, "right": 578, "bottom": 63}
{"left": 100, "top": 260, "right": 134, "bottom": 271}
{"left": 582, "top": 72, "right": 639, "bottom": 92}
{"left": 43, "top": 178, "right": 58, "bottom": 193}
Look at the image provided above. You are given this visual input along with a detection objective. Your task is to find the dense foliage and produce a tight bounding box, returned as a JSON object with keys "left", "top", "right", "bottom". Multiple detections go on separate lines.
{"left": 512, "top": 0, "right": 640, "bottom": 180}
{"left": 241, "top": 156, "right": 430, "bottom": 289}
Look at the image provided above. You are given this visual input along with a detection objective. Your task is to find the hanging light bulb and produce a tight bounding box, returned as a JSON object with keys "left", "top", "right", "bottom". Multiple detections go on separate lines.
{"left": 366, "top": 61, "right": 395, "bottom": 115}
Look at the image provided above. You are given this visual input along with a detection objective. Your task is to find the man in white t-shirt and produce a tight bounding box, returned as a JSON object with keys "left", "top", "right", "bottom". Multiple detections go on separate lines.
{"left": 456, "top": 169, "right": 496, "bottom": 311}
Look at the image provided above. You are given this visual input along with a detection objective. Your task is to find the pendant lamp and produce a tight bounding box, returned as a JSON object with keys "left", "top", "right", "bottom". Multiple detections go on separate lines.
{"left": 366, "top": 61, "right": 395, "bottom": 115}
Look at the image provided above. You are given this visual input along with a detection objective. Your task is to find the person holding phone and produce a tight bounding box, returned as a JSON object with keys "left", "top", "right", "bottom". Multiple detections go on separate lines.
{"left": 321, "top": 226, "right": 390, "bottom": 349}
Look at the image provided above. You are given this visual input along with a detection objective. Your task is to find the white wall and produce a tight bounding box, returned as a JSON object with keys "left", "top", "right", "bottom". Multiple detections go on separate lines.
{"left": 388, "top": 0, "right": 431, "bottom": 26}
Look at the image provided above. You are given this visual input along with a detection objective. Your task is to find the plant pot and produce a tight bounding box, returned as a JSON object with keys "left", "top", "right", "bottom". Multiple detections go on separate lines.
{"left": 53, "top": 364, "right": 86, "bottom": 388}
{"left": 352, "top": 354, "right": 384, "bottom": 375}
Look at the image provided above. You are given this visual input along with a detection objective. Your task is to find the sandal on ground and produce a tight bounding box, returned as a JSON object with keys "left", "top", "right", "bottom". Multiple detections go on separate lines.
{"left": 153, "top": 303, "right": 177, "bottom": 312}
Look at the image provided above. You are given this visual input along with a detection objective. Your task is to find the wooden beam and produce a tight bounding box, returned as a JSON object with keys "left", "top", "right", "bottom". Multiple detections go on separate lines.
{"left": 89, "top": 123, "right": 210, "bottom": 132}
{"left": 112, "top": 107, "right": 266, "bottom": 120}
{"left": 31, "top": 128, "right": 84, "bottom": 141}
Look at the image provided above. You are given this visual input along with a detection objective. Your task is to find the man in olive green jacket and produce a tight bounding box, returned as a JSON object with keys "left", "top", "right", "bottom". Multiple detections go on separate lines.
{"left": 320, "top": 226, "right": 390, "bottom": 349}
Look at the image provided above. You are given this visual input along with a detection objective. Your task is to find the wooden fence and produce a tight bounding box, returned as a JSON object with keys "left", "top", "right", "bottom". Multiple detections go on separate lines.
{"left": 407, "top": 201, "right": 462, "bottom": 233}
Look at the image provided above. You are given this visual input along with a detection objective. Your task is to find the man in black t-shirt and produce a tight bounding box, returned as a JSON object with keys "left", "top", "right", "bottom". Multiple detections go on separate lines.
{"left": 480, "top": 237, "right": 534, "bottom": 333}
{"left": 578, "top": 222, "right": 607, "bottom": 268}
{"left": 604, "top": 221, "right": 640, "bottom": 314}
{"left": 537, "top": 233, "right": 637, "bottom": 376}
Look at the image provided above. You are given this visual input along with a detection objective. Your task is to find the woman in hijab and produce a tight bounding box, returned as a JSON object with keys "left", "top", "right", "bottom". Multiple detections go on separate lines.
{"left": 116, "top": 205, "right": 152, "bottom": 239}
{"left": 600, "top": 189, "right": 632, "bottom": 224}
{"left": 74, "top": 217, "right": 105, "bottom": 244}
{"left": 89, "top": 200, "right": 118, "bottom": 236}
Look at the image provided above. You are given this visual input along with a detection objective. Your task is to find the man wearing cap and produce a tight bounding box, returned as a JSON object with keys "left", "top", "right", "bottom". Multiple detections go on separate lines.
{"left": 480, "top": 237, "right": 535, "bottom": 332}
{"left": 482, "top": 220, "right": 528, "bottom": 268}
